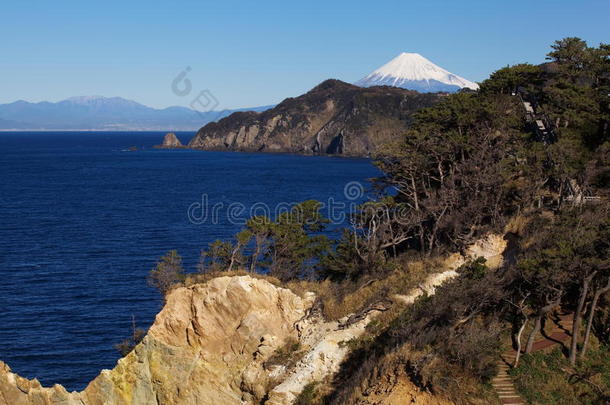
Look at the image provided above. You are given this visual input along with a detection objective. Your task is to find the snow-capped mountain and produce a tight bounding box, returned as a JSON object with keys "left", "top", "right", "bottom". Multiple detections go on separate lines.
{"left": 355, "top": 52, "right": 479, "bottom": 93}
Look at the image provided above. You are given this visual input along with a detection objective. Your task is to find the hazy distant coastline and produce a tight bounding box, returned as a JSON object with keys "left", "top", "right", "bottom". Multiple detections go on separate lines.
{"left": 0, "top": 96, "right": 272, "bottom": 131}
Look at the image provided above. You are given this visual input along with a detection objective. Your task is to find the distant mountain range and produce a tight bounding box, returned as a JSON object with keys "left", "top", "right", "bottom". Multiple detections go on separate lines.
{"left": 355, "top": 52, "right": 479, "bottom": 93}
{"left": 1, "top": 53, "right": 477, "bottom": 131}
{"left": 0, "top": 96, "right": 272, "bottom": 131}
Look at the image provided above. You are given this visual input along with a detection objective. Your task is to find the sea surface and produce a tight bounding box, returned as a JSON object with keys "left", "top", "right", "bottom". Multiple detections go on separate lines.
{"left": 0, "top": 131, "right": 380, "bottom": 391}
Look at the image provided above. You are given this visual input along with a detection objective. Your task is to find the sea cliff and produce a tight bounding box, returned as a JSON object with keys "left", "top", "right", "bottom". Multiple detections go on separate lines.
{"left": 0, "top": 234, "right": 506, "bottom": 405}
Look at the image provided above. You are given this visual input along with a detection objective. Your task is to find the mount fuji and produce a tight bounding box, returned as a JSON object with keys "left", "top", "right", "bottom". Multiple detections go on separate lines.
{"left": 355, "top": 52, "right": 479, "bottom": 93}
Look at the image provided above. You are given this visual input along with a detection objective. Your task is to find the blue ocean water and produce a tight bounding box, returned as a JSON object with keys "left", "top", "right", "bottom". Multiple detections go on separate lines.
{"left": 0, "top": 131, "right": 380, "bottom": 391}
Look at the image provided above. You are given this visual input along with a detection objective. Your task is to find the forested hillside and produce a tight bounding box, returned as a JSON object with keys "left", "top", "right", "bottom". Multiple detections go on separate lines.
{"left": 149, "top": 38, "right": 610, "bottom": 404}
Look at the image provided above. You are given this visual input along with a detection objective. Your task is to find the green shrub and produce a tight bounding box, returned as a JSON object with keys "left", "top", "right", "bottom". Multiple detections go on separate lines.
{"left": 147, "top": 250, "right": 184, "bottom": 297}
{"left": 264, "top": 338, "right": 304, "bottom": 369}
{"left": 294, "top": 382, "right": 320, "bottom": 405}
{"left": 511, "top": 347, "right": 610, "bottom": 404}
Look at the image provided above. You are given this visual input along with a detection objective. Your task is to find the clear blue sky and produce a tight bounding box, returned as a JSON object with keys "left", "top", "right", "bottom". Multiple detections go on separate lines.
{"left": 1, "top": 0, "right": 608, "bottom": 109}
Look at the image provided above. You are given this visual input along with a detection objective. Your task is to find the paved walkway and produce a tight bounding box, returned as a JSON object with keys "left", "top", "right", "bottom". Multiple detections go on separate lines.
{"left": 492, "top": 313, "right": 573, "bottom": 404}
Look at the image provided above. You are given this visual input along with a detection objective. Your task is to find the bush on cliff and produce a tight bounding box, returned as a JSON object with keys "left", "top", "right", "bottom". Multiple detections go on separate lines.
{"left": 147, "top": 250, "right": 184, "bottom": 298}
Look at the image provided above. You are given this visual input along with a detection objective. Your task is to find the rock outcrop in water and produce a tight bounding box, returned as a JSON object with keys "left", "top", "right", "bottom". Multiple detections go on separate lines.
{"left": 155, "top": 132, "right": 183, "bottom": 148}
{"left": 188, "top": 79, "right": 440, "bottom": 156}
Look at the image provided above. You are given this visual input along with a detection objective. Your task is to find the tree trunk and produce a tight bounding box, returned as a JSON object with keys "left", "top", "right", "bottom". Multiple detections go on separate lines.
{"left": 581, "top": 277, "right": 610, "bottom": 359}
{"left": 570, "top": 274, "right": 595, "bottom": 365}
{"left": 227, "top": 242, "right": 241, "bottom": 272}
{"left": 410, "top": 175, "right": 419, "bottom": 211}
{"left": 249, "top": 238, "right": 262, "bottom": 273}
{"left": 418, "top": 224, "right": 425, "bottom": 253}
{"left": 427, "top": 233, "right": 436, "bottom": 255}
{"left": 526, "top": 314, "right": 542, "bottom": 354}
{"left": 514, "top": 317, "right": 528, "bottom": 367}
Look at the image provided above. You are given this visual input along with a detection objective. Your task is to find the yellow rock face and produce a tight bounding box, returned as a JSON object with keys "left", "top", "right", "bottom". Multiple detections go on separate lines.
{"left": 0, "top": 261, "right": 486, "bottom": 405}
{"left": 0, "top": 276, "right": 313, "bottom": 405}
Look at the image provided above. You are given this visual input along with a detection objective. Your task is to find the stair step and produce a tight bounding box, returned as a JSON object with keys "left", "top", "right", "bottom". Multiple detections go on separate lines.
{"left": 492, "top": 314, "right": 575, "bottom": 405}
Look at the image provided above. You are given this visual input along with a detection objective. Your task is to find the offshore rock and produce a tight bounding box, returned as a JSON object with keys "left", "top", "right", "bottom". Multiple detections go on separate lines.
{"left": 156, "top": 132, "right": 183, "bottom": 148}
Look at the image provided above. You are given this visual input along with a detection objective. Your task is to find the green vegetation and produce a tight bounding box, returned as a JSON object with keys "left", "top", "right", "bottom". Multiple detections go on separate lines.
{"left": 294, "top": 382, "right": 322, "bottom": 405}
{"left": 147, "top": 249, "right": 184, "bottom": 298}
{"left": 514, "top": 207, "right": 609, "bottom": 365}
{"left": 147, "top": 38, "right": 609, "bottom": 404}
{"left": 195, "top": 200, "right": 330, "bottom": 281}
{"left": 264, "top": 338, "right": 305, "bottom": 370}
{"left": 511, "top": 347, "right": 610, "bottom": 404}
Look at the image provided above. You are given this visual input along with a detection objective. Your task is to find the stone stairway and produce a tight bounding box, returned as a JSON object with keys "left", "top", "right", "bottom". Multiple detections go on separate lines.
{"left": 492, "top": 313, "right": 573, "bottom": 404}
{"left": 492, "top": 352, "right": 525, "bottom": 405}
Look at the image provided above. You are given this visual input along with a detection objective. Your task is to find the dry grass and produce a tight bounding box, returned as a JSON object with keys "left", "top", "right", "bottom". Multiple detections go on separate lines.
{"left": 173, "top": 255, "right": 495, "bottom": 404}
{"left": 287, "top": 255, "right": 446, "bottom": 321}
{"left": 504, "top": 214, "right": 530, "bottom": 235}
{"left": 264, "top": 337, "right": 305, "bottom": 370}
{"left": 181, "top": 268, "right": 283, "bottom": 289}
{"left": 176, "top": 255, "right": 450, "bottom": 323}
{"left": 327, "top": 343, "right": 500, "bottom": 405}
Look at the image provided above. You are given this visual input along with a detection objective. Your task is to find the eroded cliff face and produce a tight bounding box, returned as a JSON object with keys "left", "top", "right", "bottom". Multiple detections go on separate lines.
{"left": 0, "top": 276, "right": 384, "bottom": 405}
{"left": 188, "top": 80, "right": 440, "bottom": 156}
{"left": 0, "top": 235, "right": 506, "bottom": 405}
{"left": 0, "top": 276, "right": 311, "bottom": 404}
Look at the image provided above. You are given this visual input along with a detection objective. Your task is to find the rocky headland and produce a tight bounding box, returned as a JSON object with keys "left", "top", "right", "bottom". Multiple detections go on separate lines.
{"left": 187, "top": 80, "right": 441, "bottom": 157}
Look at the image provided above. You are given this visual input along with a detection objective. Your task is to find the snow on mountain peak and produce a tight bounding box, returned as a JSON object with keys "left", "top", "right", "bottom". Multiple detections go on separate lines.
{"left": 64, "top": 96, "right": 145, "bottom": 109}
{"left": 66, "top": 95, "right": 107, "bottom": 103}
{"left": 355, "top": 52, "right": 479, "bottom": 93}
